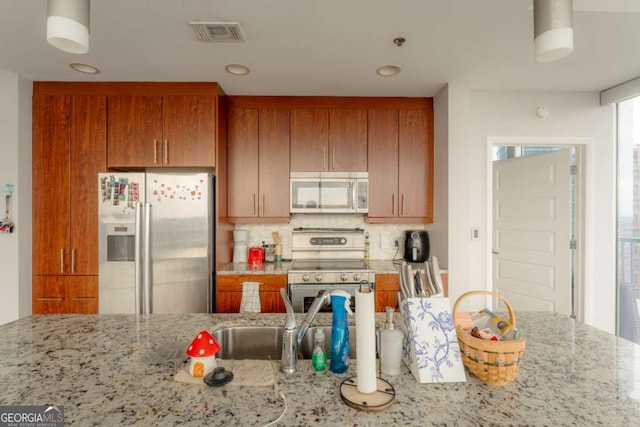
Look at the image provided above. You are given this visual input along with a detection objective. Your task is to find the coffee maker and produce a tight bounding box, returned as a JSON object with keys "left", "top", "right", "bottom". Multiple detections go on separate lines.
{"left": 403, "top": 230, "right": 429, "bottom": 263}
{"left": 233, "top": 230, "right": 249, "bottom": 263}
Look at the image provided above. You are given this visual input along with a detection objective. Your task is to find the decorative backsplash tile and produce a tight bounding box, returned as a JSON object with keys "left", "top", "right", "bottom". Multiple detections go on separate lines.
{"left": 234, "top": 215, "right": 427, "bottom": 260}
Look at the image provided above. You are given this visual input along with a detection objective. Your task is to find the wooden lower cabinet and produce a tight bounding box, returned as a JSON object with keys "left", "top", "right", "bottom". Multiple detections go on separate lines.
{"left": 375, "top": 274, "right": 402, "bottom": 312}
{"left": 374, "top": 272, "right": 448, "bottom": 312}
{"left": 33, "top": 276, "right": 98, "bottom": 314}
{"left": 216, "top": 274, "right": 287, "bottom": 313}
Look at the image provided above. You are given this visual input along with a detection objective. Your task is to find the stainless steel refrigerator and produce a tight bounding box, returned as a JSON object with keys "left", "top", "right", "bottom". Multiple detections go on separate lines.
{"left": 98, "top": 171, "right": 214, "bottom": 314}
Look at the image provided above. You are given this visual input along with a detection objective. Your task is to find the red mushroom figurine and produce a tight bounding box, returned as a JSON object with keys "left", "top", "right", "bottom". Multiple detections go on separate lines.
{"left": 186, "top": 330, "right": 221, "bottom": 378}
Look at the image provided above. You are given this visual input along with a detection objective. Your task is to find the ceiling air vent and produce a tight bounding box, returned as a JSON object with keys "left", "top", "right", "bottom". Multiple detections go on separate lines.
{"left": 189, "top": 21, "right": 246, "bottom": 42}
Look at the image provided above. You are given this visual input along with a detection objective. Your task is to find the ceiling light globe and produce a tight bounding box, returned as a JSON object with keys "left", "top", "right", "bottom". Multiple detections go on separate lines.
{"left": 535, "top": 27, "right": 573, "bottom": 62}
{"left": 46, "top": 0, "right": 90, "bottom": 54}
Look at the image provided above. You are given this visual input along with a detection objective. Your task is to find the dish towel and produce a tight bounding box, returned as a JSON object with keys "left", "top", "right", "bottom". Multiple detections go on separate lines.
{"left": 240, "top": 281, "right": 261, "bottom": 313}
{"left": 174, "top": 359, "right": 276, "bottom": 387}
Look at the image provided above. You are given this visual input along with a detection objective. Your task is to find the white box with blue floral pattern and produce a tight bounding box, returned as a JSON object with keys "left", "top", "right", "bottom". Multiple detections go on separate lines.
{"left": 399, "top": 297, "right": 467, "bottom": 383}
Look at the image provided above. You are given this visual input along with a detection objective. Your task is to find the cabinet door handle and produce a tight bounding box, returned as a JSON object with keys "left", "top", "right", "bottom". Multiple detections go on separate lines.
{"left": 37, "top": 297, "right": 64, "bottom": 301}
{"left": 71, "top": 249, "right": 75, "bottom": 274}
{"left": 332, "top": 147, "right": 336, "bottom": 170}
{"left": 392, "top": 194, "right": 395, "bottom": 216}
{"left": 401, "top": 194, "right": 405, "bottom": 216}
{"left": 253, "top": 194, "right": 257, "bottom": 216}
{"left": 60, "top": 249, "right": 64, "bottom": 273}
{"left": 73, "top": 297, "right": 97, "bottom": 301}
{"left": 164, "top": 139, "right": 169, "bottom": 164}
{"left": 153, "top": 139, "right": 158, "bottom": 164}
{"left": 262, "top": 194, "right": 266, "bottom": 216}
{"left": 323, "top": 147, "right": 327, "bottom": 171}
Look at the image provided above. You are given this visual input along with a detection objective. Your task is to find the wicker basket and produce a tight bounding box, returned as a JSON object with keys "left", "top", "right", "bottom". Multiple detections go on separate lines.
{"left": 452, "top": 291, "right": 526, "bottom": 386}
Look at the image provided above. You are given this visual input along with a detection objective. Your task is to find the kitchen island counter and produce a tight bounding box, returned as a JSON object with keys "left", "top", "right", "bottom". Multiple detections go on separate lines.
{"left": 1, "top": 312, "right": 639, "bottom": 426}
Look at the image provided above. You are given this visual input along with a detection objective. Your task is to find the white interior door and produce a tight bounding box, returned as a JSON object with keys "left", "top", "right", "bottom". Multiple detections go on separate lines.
{"left": 493, "top": 149, "right": 572, "bottom": 316}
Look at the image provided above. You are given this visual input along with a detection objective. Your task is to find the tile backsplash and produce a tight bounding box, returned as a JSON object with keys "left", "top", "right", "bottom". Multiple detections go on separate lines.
{"left": 234, "top": 214, "right": 428, "bottom": 260}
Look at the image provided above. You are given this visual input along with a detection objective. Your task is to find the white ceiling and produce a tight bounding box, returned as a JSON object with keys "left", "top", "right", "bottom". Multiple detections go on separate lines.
{"left": 1, "top": 0, "right": 639, "bottom": 97}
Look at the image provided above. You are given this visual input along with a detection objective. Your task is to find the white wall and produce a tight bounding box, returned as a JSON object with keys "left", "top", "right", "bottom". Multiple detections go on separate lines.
{"left": 445, "top": 85, "right": 616, "bottom": 333}
{"left": 432, "top": 84, "right": 449, "bottom": 267}
{"left": 0, "top": 70, "right": 32, "bottom": 325}
{"left": 442, "top": 83, "right": 477, "bottom": 312}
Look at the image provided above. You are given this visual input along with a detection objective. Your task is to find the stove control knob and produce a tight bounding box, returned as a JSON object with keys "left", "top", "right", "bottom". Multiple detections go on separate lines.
{"left": 302, "top": 274, "right": 310, "bottom": 282}
{"left": 353, "top": 273, "right": 361, "bottom": 282}
{"left": 340, "top": 274, "right": 349, "bottom": 281}
{"left": 315, "top": 274, "right": 323, "bottom": 282}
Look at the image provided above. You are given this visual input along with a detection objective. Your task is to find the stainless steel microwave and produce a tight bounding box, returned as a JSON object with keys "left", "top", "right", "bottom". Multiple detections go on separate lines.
{"left": 290, "top": 172, "right": 368, "bottom": 214}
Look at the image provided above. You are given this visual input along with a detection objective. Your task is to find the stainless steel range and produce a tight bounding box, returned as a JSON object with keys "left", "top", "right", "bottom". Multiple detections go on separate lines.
{"left": 287, "top": 227, "right": 375, "bottom": 313}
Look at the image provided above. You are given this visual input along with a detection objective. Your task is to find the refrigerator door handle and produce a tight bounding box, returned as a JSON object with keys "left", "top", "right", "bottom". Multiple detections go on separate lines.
{"left": 143, "top": 202, "right": 152, "bottom": 314}
{"left": 134, "top": 202, "right": 143, "bottom": 314}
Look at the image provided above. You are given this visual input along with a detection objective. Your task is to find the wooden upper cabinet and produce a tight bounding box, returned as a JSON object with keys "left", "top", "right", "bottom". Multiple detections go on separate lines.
{"left": 227, "top": 107, "right": 290, "bottom": 221}
{"left": 228, "top": 108, "right": 260, "bottom": 217}
{"left": 163, "top": 95, "right": 217, "bottom": 167}
{"left": 398, "top": 109, "right": 433, "bottom": 220}
{"left": 290, "top": 108, "right": 329, "bottom": 171}
{"left": 69, "top": 96, "right": 107, "bottom": 275}
{"left": 368, "top": 109, "right": 399, "bottom": 218}
{"left": 367, "top": 107, "right": 434, "bottom": 223}
{"left": 33, "top": 95, "right": 106, "bottom": 275}
{"left": 290, "top": 108, "right": 367, "bottom": 172}
{"left": 107, "top": 96, "right": 163, "bottom": 168}
{"left": 329, "top": 109, "right": 367, "bottom": 171}
{"left": 107, "top": 95, "right": 216, "bottom": 168}
{"left": 258, "top": 109, "right": 291, "bottom": 218}
{"left": 32, "top": 96, "right": 71, "bottom": 275}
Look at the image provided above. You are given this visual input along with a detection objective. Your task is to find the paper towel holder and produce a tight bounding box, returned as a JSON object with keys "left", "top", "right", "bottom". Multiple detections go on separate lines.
{"left": 359, "top": 280, "right": 372, "bottom": 292}
{"left": 339, "top": 376, "right": 395, "bottom": 412}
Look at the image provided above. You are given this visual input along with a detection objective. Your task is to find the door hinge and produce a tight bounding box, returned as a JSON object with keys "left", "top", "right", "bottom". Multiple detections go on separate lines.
{"left": 570, "top": 239, "right": 577, "bottom": 250}
{"left": 570, "top": 165, "right": 577, "bottom": 175}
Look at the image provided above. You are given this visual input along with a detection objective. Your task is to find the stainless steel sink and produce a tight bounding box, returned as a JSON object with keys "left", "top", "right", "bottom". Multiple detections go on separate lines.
{"left": 212, "top": 325, "right": 357, "bottom": 360}
{"left": 213, "top": 326, "right": 283, "bottom": 360}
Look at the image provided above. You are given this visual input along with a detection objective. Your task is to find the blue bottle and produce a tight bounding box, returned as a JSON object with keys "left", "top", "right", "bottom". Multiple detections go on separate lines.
{"left": 330, "top": 290, "right": 353, "bottom": 374}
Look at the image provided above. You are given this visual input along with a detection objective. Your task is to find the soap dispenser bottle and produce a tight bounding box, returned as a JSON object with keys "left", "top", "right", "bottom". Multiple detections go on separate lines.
{"left": 312, "top": 328, "right": 327, "bottom": 372}
{"left": 330, "top": 290, "right": 353, "bottom": 374}
{"left": 379, "top": 306, "right": 404, "bottom": 376}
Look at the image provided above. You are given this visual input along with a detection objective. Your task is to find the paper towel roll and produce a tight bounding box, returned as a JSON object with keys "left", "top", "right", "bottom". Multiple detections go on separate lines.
{"left": 355, "top": 286, "right": 377, "bottom": 394}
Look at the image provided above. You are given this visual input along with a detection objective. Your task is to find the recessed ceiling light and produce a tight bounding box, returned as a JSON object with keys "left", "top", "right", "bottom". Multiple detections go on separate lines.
{"left": 225, "top": 64, "right": 250, "bottom": 75}
{"left": 69, "top": 63, "right": 99, "bottom": 74}
{"left": 376, "top": 65, "right": 401, "bottom": 77}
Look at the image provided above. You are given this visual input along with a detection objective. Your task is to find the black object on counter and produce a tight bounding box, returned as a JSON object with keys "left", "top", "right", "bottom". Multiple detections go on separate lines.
{"left": 403, "top": 230, "right": 429, "bottom": 263}
{"left": 204, "top": 367, "right": 234, "bottom": 387}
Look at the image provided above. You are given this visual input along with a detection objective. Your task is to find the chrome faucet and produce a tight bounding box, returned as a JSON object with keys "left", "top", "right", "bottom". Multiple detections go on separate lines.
{"left": 280, "top": 288, "right": 331, "bottom": 374}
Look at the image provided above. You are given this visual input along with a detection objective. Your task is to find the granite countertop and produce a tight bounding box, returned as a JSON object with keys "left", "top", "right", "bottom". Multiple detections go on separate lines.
{"left": 217, "top": 261, "right": 292, "bottom": 275}
{"left": 217, "top": 259, "right": 399, "bottom": 275}
{"left": 1, "top": 312, "right": 639, "bottom": 426}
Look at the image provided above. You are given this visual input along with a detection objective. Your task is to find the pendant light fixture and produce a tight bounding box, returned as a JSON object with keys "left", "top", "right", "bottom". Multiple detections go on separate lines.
{"left": 46, "top": 0, "right": 90, "bottom": 54}
{"left": 533, "top": 0, "right": 573, "bottom": 62}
